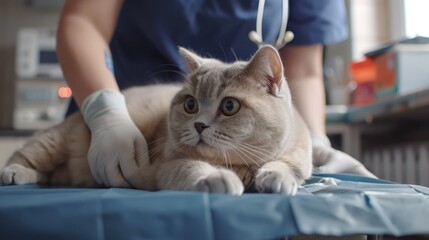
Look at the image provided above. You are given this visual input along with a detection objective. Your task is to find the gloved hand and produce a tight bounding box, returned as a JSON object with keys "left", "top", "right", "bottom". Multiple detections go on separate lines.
{"left": 311, "top": 131, "right": 377, "bottom": 178}
{"left": 82, "top": 89, "right": 149, "bottom": 188}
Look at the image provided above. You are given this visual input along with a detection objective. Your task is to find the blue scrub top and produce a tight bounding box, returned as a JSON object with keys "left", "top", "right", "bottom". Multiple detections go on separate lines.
{"left": 66, "top": 0, "right": 347, "bottom": 115}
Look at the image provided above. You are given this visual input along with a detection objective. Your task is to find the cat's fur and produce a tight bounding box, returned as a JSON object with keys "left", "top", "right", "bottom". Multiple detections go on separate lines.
{"left": 0, "top": 46, "right": 312, "bottom": 195}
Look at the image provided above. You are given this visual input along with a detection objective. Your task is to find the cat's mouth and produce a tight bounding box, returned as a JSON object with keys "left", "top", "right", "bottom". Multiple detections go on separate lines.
{"left": 197, "top": 138, "right": 209, "bottom": 147}
{"left": 194, "top": 138, "right": 219, "bottom": 158}
{"left": 195, "top": 138, "right": 216, "bottom": 150}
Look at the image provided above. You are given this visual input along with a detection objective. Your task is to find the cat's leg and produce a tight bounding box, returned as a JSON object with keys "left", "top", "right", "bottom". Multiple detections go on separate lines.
{"left": 156, "top": 159, "right": 244, "bottom": 195}
{"left": 55, "top": 122, "right": 100, "bottom": 188}
{"left": 255, "top": 124, "right": 313, "bottom": 195}
{"left": 255, "top": 161, "right": 303, "bottom": 195}
{"left": 0, "top": 123, "right": 69, "bottom": 186}
{"left": 1, "top": 163, "right": 48, "bottom": 185}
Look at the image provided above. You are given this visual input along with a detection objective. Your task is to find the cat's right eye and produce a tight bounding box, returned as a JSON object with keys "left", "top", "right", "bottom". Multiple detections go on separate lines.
{"left": 184, "top": 96, "right": 198, "bottom": 114}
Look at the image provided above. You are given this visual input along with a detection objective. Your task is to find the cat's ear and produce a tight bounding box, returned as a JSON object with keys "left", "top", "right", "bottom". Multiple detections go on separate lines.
{"left": 178, "top": 47, "right": 205, "bottom": 72}
{"left": 245, "top": 45, "right": 284, "bottom": 97}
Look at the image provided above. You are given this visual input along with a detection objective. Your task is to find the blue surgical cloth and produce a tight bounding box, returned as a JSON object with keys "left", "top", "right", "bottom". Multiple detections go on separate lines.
{"left": 1, "top": 174, "right": 428, "bottom": 239}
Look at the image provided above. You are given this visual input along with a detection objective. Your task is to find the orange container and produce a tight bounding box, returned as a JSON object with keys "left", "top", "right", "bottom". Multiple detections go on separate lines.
{"left": 348, "top": 58, "right": 376, "bottom": 106}
{"left": 373, "top": 51, "right": 396, "bottom": 97}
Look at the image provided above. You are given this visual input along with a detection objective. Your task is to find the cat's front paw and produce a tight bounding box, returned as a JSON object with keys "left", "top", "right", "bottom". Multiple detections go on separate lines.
{"left": 255, "top": 169, "right": 298, "bottom": 195}
{"left": 194, "top": 169, "right": 244, "bottom": 195}
{"left": 0, "top": 164, "right": 40, "bottom": 185}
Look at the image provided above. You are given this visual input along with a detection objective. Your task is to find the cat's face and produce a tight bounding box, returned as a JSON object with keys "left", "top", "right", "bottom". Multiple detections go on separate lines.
{"left": 168, "top": 46, "right": 294, "bottom": 164}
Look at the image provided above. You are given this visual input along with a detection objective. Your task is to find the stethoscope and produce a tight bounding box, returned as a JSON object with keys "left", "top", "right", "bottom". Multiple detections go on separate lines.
{"left": 248, "top": 0, "right": 294, "bottom": 49}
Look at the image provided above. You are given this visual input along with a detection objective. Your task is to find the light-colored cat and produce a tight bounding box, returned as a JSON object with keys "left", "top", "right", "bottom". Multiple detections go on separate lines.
{"left": 0, "top": 46, "right": 312, "bottom": 195}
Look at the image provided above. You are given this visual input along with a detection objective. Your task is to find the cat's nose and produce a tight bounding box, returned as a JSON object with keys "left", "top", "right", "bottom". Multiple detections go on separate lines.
{"left": 194, "top": 122, "right": 209, "bottom": 134}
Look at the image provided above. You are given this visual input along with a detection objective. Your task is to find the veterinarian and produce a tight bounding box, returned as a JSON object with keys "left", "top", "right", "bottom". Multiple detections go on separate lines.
{"left": 57, "top": 0, "right": 375, "bottom": 188}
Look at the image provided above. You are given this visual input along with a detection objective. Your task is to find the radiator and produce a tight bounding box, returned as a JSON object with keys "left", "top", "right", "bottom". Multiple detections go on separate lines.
{"left": 362, "top": 142, "right": 429, "bottom": 187}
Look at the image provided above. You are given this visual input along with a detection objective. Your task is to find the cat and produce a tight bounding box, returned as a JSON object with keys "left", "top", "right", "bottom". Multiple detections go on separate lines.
{"left": 0, "top": 45, "right": 312, "bottom": 195}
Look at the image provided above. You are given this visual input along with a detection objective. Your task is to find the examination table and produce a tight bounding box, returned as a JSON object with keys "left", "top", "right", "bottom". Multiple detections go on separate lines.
{"left": 0, "top": 174, "right": 428, "bottom": 239}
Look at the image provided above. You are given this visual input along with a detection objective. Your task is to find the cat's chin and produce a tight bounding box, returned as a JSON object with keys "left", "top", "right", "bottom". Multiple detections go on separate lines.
{"left": 195, "top": 142, "right": 219, "bottom": 159}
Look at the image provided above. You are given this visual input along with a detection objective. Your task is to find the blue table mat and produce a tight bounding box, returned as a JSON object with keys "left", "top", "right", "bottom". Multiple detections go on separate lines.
{"left": 1, "top": 174, "right": 428, "bottom": 240}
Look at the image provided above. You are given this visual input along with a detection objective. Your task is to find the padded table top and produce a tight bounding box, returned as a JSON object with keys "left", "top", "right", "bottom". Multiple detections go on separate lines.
{"left": 1, "top": 174, "right": 428, "bottom": 240}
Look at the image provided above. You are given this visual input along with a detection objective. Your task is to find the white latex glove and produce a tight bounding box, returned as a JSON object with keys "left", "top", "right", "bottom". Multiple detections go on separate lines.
{"left": 82, "top": 89, "right": 149, "bottom": 188}
{"left": 311, "top": 131, "right": 377, "bottom": 178}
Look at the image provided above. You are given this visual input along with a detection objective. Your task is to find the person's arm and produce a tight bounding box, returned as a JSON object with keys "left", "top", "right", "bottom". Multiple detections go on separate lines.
{"left": 57, "top": 0, "right": 123, "bottom": 106}
{"left": 57, "top": 0, "right": 151, "bottom": 188}
{"left": 279, "top": 44, "right": 326, "bottom": 134}
{"left": 279, "top": 45, "right": 376, "bottom": 178}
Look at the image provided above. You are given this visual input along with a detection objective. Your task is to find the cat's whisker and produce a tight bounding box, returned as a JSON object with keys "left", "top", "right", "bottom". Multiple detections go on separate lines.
{"left": 241, "top": 142, "right": 278, "bottom": 156}
{"left": 148, "top": 129, "right": 189, "bottom": 152}
{"left": 220, "top": 146, "right": 230, "bottom": 171}
{"left": 214, "top": 137, "right": 250, "bottom": 169}
{"left": 214, "top": 131, "right": 232, "bottom": 141}
{"left": 148, "top": 142, "right": 166, "bottom": 154}
{"left": 149, "top": 69, "right": 190, "bottom": 81}
{"left": 148, "top": 144, "right": 169, "bottom": 158}
{"left": 147, "top": 136, "right": 169, "bottom": 146}
{"left": 208, "top": 136, "right": 233, "bottom": 170}
{"left": 219, "top": 146, "right": 227, "bottom": 170}
{"left": 149, "top": 136, "right": 188, "bottom": 159}
{"left": 229, "top": 145, "right": 251, "bottom": 170}
{"left": 230, "top": 48, "right": 239, "bottom": 61}
{"left": 151, "top": 63, "right": 187, "bottom": 72}
{"left": 238, "top": 143, "right": 277, "bottom": 163}
{"left": 225, "top": 146, "right": 234, "bottom": 171}
{"left": 233, "top": 145, "right": 262, "bottom": 168}
{"left": 148, "top": 63, "right": 186, "bottom": 72}
{"left": 237, "top": 143, "right": 278, "bottom": 166}
{"left": 236, "top": 148, "right": 261, "bottom": 168}
{"left": 148, "top": 137, "right": 175, "bottom": 155}
{"left": 154, "top": 139, "right": 187, "bottom": 163}
{"left": 180, "top": 131, "right": 192, "bottom": 139}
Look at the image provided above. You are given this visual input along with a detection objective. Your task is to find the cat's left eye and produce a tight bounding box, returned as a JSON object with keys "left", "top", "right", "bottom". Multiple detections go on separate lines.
{"left": 221, "top": 97, "right": 240, "bottom": 116}
{"left": 184, "top": 95, "right": 199, "bottom": 114}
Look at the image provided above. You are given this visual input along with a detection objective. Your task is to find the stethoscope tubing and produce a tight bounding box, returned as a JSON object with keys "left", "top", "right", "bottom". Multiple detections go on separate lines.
{"left": 249, "top": 0, "right": 294, "bottom": 49}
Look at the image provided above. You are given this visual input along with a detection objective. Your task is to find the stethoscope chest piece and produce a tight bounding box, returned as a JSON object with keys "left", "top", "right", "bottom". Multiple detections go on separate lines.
{"left": 248, "top": 0, "right": 294, "bottom": 49}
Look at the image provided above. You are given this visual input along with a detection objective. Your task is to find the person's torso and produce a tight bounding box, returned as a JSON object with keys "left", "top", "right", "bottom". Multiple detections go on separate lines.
{"left": 110, "top": 0, "right": 284, "bottom": 88}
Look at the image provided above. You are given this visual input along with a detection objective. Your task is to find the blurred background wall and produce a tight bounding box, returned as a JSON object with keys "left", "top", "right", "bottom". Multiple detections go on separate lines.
{"left": 0, "top": 0, "right": 63, "bottom": 129}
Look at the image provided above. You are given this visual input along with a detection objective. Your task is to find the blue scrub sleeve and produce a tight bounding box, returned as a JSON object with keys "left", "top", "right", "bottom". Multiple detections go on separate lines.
{"left": 288, "top": 0, "right": 348, "bottom": 45}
